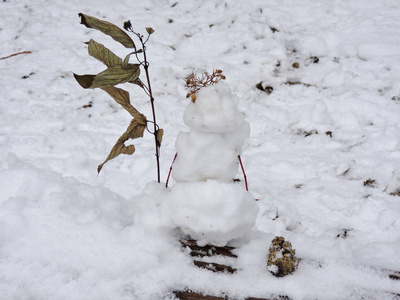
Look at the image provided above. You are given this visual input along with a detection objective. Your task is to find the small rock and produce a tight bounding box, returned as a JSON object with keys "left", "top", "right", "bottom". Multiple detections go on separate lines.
{"left": 256, "top": 82, "right": 273, "bottom": 94}
{"left": 270, "top": 26, "right": 279, "bottom": 33}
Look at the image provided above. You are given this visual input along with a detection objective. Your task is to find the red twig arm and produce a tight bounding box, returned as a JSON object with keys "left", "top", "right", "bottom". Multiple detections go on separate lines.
{"left": 238, "top": 155, "right": 248, "bottom": 191}
{"left": 166, "top": 153, "right": 178, "bottom": 188}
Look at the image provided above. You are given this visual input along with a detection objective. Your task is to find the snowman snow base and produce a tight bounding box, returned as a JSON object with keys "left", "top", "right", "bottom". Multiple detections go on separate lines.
{"left": 166, "top": 180, "right": 259, "bottom": 247}
{"left": 170, "top": 82, "right": 288, "bottom": 299}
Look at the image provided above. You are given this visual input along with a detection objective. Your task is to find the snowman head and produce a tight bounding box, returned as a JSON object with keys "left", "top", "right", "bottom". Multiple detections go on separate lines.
{"left": 183, "top": 82, "right": 245, "bottom": 133}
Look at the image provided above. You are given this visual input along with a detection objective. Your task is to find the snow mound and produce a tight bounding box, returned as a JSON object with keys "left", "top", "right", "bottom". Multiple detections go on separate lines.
{"left": 135, "top": 181, "right": 259, "bottom": 246}
{"left": 165, "top": 180, "right": 259, "bottom": 246}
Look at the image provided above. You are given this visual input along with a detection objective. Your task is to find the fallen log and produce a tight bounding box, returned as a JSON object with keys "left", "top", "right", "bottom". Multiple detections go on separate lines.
{"left": 173, "top": 290, "right": 285, "bottom": 300}
{"left": 173, "top": 291, "right": 226, "bottom": 300}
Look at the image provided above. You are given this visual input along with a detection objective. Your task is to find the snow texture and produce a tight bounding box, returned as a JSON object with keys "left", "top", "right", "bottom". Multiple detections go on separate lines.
{"left": 1, "top": 0, "right": 400, "bottom": 299}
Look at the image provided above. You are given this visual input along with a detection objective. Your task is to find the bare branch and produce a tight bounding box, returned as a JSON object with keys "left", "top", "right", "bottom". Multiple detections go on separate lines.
{"left": 0, "top": 51, "right": 32, "bottom": 60}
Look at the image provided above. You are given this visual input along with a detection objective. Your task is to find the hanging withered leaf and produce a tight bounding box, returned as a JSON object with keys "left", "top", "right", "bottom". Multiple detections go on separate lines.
{"left": 122, "top": 50, "right": 143, "bottom": 68}
{"left": 122, "top": 53, "right": 132, "bottom": 69}
{"left": 129, "top": 78, "right": 145, "bottom": 89}
{"left": 100, "top": 86, "right": 146, "bottom": 121}
{"left": 78, "top": 13, "right": 136, "bottom": 49}
{"left": 73, "top": 73, "right": 96, "bottom": 89}
{"left": 97, "top": 118, "right": 146, "bottom": 173}
{"left": 87, "top": 39, "right": 122, "bottom": 68}
{"left": 156, "top": 128, "right": 164, "bottom": 147}
{"left": 146, "top": 27, "right": 155, "bottom": 35}
{"left": 73, "top": 63, "right": 140, "bottom": 89}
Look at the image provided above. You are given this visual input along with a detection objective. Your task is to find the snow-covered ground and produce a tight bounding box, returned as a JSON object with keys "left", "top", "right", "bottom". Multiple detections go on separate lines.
{"left": 1, "top": 0, "right": 400, "bottom": 299}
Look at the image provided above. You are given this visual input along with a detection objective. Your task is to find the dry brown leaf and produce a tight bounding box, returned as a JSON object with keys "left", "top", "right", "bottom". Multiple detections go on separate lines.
{"left": 87, "top": 39, "right": 122, "bottom": 68}
{"left": 74, "top": 64, "right": 140, "bottom": 89}
{"left": 100, "top": 86, "right": 146, "bottom": 122}
{"left": 156, "top": 128, "right": 164, "bottom": 147}
{"left": 97, "top": 118, "right": 146, "bottom": 173}
{"left": 79, "top": 13, "right": 136, "bottom": 49}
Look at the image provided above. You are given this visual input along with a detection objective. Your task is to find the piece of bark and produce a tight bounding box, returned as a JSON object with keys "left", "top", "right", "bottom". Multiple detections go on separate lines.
{"left": 173, "top": 290, "right": 281, "bottom": 300}
{"left": 180, "top": 240, "right": 237, "bottom": 258}
{"left": 173, "top": 291, "right": 226, "bottom": 300}
{"left": 193, "top": 260, "right": 237, "bottom": 274}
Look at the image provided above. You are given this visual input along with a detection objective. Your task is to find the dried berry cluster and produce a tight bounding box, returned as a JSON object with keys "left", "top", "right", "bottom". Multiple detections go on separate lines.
{"left": 267, "top": 236, "right": 298, "bottom": 277}
{"left": 185, "top": 70, "right": 226, "bottom": 102}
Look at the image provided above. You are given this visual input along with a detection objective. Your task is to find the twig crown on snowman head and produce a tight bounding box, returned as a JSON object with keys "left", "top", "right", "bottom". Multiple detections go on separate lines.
{"left": 185, "top": 70, "right": 226, "bottom": 103}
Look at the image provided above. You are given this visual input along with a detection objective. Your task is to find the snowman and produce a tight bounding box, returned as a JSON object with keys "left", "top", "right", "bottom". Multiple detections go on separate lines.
{"left": 166, "top": 78, "right": 259, "bottom": 246}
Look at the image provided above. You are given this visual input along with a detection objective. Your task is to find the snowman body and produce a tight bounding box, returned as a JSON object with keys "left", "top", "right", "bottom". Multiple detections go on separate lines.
{"left": 172, "top": 82, "right": 250, "bottom": 182}
{"left": 169, "top": 82, "right": 258, "bottom": 246}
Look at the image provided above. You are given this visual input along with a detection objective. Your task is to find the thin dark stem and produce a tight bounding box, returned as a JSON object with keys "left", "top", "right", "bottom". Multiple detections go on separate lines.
{"left": 238, "top": 155, "right": 248, "bottom": 191}
{"left": 125, "top": 23, "right": 161, "bottom": 183}
{"left": 140, "top": 37, "right": 161, "bottom": 183}
{"left": 135, "top": 78, "right": 150, "bottom": 96}
{"left": 143, "top": 81, "right": 151, "bottom": 95}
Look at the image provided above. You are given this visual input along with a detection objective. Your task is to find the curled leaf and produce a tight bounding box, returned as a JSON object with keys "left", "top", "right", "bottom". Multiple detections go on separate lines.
{"left": 126, "top": 118, "right": 147, "bottom": 139}
{"left": 97, "top": 144, "right": 135, "bottom": 174}
{"left": 73, "top": 73, "right": 95, "bottom": 89}
{"left": 87, "top": 39, "right": 122, "bottom": 67}
{"left": 146, "top": 27, "right": 155, "bottom": 35}
{"left": 74, "top": 64, "right": 140, "bottom": 89}
{"left": 122, "top": 50, "right": 143, "bottom": 68}
{"left": 156, "top": 128, "right": 164, "bottom": 147}
{"left": 129, "top": 78, "right": 145, "bottom": 89}
{"left": 97, "top": 118, "right": 146, "bottom": 173}
{"left": 100, "top": 86, "right": 146, "bottom": 122}
{"left": 79, "top": 13, "right": 136, "bottom": 49}
{"left": 122, "top": 53, "right": 132, "bottom": 69}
